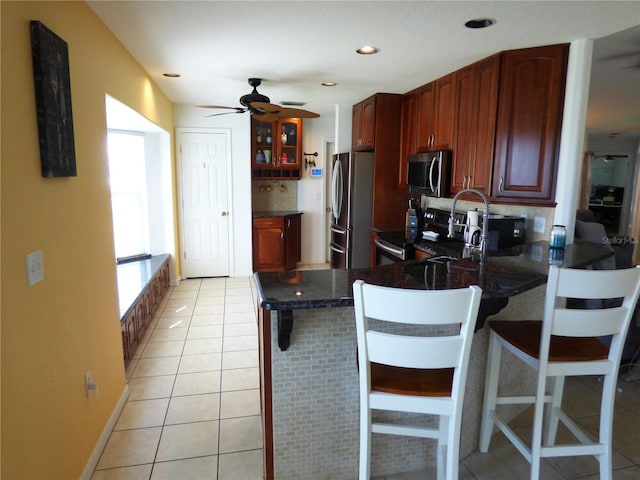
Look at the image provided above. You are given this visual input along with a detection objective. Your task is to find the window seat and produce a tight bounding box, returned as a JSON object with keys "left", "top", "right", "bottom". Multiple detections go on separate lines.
{"left": 117, "top": 254, "right": 171, "bottom": 362}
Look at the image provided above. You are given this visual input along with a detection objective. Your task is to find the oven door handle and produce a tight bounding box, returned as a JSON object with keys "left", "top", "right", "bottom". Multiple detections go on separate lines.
{"left": 374, "top": 238, "right": 405, "bottom": 260}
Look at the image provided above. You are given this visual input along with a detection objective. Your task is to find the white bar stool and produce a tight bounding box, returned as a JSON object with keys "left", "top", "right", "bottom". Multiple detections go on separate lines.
{"left": 353, "top": 280, "right": 482, "bottom": 480}
{"left": 479, "top": 265, "right": 640, "bottom": 480}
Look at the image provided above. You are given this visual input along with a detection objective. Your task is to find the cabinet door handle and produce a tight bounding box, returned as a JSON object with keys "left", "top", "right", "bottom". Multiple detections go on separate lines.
{"left": 281, "top": 232, "right": 284, "bottom": 240}
{"left": 287, "top": 219, "right": 291, "bottom": 228}
{"left": 499, "top": 176, "right": 504, "bottom": 192}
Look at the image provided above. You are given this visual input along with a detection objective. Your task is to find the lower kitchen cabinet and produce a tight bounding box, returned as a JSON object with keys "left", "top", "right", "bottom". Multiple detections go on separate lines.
{"left": 120, "top": 256, "right": 171, "bottom": 364}
{"left": 253, "top": 213, "right": 302, "bottom": 272}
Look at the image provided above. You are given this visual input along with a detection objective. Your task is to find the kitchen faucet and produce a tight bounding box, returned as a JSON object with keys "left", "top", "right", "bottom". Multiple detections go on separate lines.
{"left": 448, "top": 188, "right": 490, "bottom": 254}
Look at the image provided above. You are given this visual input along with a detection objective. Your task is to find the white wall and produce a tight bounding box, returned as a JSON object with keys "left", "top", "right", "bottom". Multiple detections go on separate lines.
{"left": 298, "top": 115, "right": 335, "bottom": 263}
{"left": 173, "top": 105, "right": 253, "bottom": 276}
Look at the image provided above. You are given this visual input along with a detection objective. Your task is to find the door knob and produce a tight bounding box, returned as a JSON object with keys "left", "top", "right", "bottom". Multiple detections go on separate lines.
{"left": 221, "top": 211, "right": 228, "bottom": 216}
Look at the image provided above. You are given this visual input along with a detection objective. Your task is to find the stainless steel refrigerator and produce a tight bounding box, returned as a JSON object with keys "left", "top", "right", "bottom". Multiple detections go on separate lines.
{"left": 329, "top": 152, "right": 374, "bottom": 268}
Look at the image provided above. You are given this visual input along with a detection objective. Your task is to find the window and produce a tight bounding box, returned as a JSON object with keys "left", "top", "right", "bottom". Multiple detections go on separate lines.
{"left": 107, "top": 130, "right": 150, "bottom": 262}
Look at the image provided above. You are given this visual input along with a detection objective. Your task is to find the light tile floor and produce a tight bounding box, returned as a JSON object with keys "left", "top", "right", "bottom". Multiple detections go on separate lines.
{"left": 93, "top": 270, "right": 640, "bottom": 480}
{"left": 92, "top": 276, "right": 263, "bottom": 480}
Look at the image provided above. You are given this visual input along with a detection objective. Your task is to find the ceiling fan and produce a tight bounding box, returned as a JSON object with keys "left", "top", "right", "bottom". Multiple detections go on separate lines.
{"left": 595, "top": 154, "right": 629, "bottom": 162}
{"left": 198, "top": 78, "right": 319, "bottom": 122}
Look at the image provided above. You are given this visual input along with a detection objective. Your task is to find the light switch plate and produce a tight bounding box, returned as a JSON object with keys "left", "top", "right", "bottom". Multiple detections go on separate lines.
{"left": 26, "top": 250, "right": 44, "bottom": 286}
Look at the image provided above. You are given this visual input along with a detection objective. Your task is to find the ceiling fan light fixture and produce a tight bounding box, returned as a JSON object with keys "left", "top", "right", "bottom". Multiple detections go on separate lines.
{"left": 465, "top": 18, "right": 496, "bottom": 29}
{"left": 357, "top": 45, "right": 379, "bottom": 55}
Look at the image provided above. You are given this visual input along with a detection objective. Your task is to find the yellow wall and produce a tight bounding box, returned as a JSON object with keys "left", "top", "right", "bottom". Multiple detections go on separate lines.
{"left": 1, "top": 2, "right": 174, "bottom": 478}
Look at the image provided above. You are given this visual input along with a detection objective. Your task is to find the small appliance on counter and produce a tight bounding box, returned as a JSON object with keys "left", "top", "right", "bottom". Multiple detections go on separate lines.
{"left": 480, "top": 215, "right": 527, "bottom": 251}
{"left": 464, "top": 210, "right": 482, "bottom": 247}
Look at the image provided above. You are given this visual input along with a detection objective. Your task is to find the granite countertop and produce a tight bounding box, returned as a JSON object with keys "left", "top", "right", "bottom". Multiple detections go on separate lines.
{"left": 117, "top": 254, "right": 170, "bottom": 318}
{"left": 253, "top": 210, "right": 303, "bottom": 218}
{"left": 254, "top": 240, "right": 615, "bottom": 311}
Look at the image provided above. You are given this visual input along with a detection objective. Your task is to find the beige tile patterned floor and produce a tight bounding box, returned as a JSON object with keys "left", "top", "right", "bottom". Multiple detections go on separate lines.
{"left": 93, "top": 269, "right": 640, "bottom": 479}
{"left": 92, "top": 277, "right": 262, "bottom": 480}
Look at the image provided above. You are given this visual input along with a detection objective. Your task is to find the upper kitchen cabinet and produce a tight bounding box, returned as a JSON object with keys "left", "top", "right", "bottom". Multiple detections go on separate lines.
{"left": 399, "top": 89, "right": 419, "bottom": 186}
{"left": 416, "top": 73, "right": 457, "bottom": 152}
{"left": 352, "top": 96, "right": 376, "bottom": 150}
{"left": 491, "top": 44, "right": 569, "bottom": 204}
{"left": 351, "top": 93, "right": 404, "bottom": 229}
{"left": 451, "top": 54, "right": 500, "bottom": 195}
{"left": 252, "top": 117, "right": 302, "bottom": 179}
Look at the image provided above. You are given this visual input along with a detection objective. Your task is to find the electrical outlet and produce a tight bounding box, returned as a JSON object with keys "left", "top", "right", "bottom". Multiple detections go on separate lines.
{"left": 533, "top": 216, "right": 546, "bottom": 233}
{"left": 26, "top": 250, "right": 44, "bottom": 286}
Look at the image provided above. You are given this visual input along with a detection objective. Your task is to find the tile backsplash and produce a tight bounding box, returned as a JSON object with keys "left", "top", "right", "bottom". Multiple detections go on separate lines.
{"left": 251, "top": 180, "right": 298, "bottom": 211}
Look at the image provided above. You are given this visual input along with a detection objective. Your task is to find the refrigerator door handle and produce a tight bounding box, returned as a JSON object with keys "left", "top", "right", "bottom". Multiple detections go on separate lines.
{"left": 330, "top": 225, "right": 348, "bottom": 235}
{"left": 331, "top": 159, "right": 343, "bottom": 221}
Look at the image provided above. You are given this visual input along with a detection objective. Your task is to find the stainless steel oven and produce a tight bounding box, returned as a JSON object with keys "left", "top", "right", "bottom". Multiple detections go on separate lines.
{"left": 374, "top": 236, "right": 409, "bottom": 266}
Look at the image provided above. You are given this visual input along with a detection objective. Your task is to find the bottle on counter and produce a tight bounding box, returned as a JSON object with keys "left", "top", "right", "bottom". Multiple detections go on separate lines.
{"left": 549, "top": 225, "right": 566, "bottom": 249}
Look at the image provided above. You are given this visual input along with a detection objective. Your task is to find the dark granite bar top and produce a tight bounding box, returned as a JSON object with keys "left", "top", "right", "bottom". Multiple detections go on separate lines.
{"left": 254, "top": 240, "right": 614, "bottom": 311}
{"left": 253, "top": 211, "right": 303, "bottom": 218}
{"left": 117, "top": 254, "right": 170, "bottom": 319}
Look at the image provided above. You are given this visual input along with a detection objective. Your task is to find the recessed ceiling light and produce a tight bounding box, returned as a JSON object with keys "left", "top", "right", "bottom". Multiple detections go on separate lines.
{"left": 464, "top": 18, "right": 496, "bottom": 29}
{"left": 322, "top": 82, "right": 337, "bottom": 87}
{"left": 163, "top": 72, "right": 181, "bottom": 78}
{"left": 356, "top": 45, "right": 380, "bottom": 55}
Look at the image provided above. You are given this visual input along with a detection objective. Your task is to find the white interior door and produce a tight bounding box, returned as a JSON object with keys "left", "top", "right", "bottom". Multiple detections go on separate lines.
{"left": 179, "top": 131, "right": 230, "bottom": 277}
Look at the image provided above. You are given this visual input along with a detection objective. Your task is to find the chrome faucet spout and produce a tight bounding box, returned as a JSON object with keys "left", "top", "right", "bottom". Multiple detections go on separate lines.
{"left": 449, "top": 188, "right": 490, "bottom": 253}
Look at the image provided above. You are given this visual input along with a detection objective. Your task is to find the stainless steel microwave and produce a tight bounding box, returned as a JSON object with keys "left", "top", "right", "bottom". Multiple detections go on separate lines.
{"left": 406, "top": 150, "right": 451, "bottom": 197}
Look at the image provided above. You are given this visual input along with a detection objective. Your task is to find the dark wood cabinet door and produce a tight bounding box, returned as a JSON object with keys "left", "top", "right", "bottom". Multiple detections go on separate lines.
{"left": 433, "top": 73, "right": 456, "bottom": 150}
{"left": 452, "top": 65, "right": 476, "bottom": 193}
{"left": 353, "top": 96, "right": 376, "bottom": 151}
{"left": 352, "top": 103, "right": 362, "bottom": 149}
{"left": 253, "top": 225, "right": 285, "bottom": 271}
{"left": 284, "top": 214, "right": 301, "bottom": 270}
{"left": 360, "top": 96, "right": 376, "bottom": 150}
{"left": 452, "top": 56, "right": 499, "bottom": 195}
{"left": 416, "top": 83, "right": 435, "bottom": 151}
{"left": 416, "top": 74, "right": 456, "bottom": 152}
{"left": 399, "top": 89, "right": 419, "bottom": 186}
{"left": 492, "top": 44, "right": 568, "bottom": 203}
{"left": 471, "top": 55, "right": 499, "bottom": 194}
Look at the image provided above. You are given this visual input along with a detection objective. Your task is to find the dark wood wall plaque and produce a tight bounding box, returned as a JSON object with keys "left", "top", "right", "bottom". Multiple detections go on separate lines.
{"left": 30, "top": 21, "right": 77, "bottom": 177}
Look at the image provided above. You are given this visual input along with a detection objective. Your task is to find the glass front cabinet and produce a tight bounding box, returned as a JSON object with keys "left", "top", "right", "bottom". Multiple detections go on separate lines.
{"left": 252, "top": 117, "right": 302, "bottom": 179}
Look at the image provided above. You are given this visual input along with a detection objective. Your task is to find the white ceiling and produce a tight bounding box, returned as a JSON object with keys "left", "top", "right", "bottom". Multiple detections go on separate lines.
{"left": 88, "top": 1, "right": 640, "bottom": 140}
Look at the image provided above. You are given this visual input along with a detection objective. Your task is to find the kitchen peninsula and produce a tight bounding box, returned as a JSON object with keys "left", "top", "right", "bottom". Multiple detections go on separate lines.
{"left": 254, "top": 240, "right": 615, "bottom": 479}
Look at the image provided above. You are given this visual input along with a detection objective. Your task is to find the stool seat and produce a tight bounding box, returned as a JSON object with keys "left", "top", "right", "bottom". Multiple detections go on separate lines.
{"left": 372, "top": 363, "right": 454, "bottom": 397}
{"left": 490, "top": 320, "right": 609, "bottom": 362}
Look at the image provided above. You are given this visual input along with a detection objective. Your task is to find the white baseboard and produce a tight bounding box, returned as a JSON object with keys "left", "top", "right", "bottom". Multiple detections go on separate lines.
{"left": 79, "top": 384, "right": 130, "bottom": 480}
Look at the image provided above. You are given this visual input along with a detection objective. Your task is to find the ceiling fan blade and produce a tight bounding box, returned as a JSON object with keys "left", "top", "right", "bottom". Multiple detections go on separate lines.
{"left": 204, "top": 111, "right": 245, "bottom": 118}
{"left": 197, "top": 105, "right": 246, "bottom": 112}
{"left": 276, "top": 107, "right": 320, "bottom": 119}
{"left": 250, "top": 102, "right": 283, "bottom": 114}
{"left": 250, "top": 102, "right": 319, "bottom": 119}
